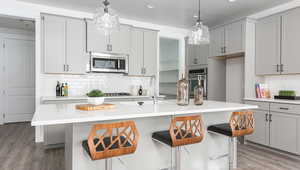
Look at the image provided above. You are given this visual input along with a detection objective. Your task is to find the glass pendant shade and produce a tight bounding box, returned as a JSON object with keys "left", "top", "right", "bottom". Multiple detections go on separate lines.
{"left": 188, "top": 21, "right": 210, "bottom": 45}
{"left": 93, "top": 2, "right": 120, "bottom": 36}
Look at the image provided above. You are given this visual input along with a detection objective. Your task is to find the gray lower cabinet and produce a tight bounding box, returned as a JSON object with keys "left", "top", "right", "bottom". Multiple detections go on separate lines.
{"left": 42, "top": 14, "right": 86, "bottom": 74}
{"left": 246, "top": 110, "right": 269, "bottom": 146}
{"left": 44, "top": 125, "right": 65, "bottom": 146}
{"left": 269, "top": 112, "right": 297, "bottom": 154}
{"left": 245, "top": 101, "right": 300, "bottom": 155}
{"left": 129, "top": 28, "right": 158, "bottom": 76}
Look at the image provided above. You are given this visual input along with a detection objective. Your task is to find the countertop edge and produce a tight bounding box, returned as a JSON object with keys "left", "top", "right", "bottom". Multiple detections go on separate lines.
{"left": 31, "top": 104, "right": 258, "bottom": 126}
{"left": 244, "top": 98, "right": 300, "bottom": 105}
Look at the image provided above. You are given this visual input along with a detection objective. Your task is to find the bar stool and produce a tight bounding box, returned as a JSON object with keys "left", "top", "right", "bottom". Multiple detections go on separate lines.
{"left": 152, "top": 115, "right": 205, "bottom": 170}
{"left": 82, "top": 121, "right": 140, "bottom": 170}
{"left": 207, "top": 111, "right": 254, "bottom": 170}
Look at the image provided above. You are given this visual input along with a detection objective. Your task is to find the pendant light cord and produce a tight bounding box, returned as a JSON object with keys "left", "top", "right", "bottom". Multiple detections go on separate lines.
{"left": 198, "top": 0, "right": 201, "bottom": 22}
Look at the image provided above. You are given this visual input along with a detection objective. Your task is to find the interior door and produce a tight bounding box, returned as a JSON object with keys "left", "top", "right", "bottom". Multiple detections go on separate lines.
{"left": 269, "top": 112, "right": 297, "bottom": 154}
{"left": 255, "top": 15, "right": 281, "bottom": 75}
{"left": 0, "top": 38, "right": 4, "bottom": 125}
{"left": 246, "top": 110, "right": 269, "bottom": 145}
{"left": 281, "top": 8, "right": 300, "bottom": 74}
{"left": 4, "top": 38, "right": 35, "bottom": 123}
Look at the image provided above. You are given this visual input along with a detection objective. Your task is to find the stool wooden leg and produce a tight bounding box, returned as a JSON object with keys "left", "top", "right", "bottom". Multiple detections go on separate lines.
{"left": 175, "top": 147, "right": 181, "bottom": 170}
{"left": 105, "top": 158, "right": 112, "bottom": 170}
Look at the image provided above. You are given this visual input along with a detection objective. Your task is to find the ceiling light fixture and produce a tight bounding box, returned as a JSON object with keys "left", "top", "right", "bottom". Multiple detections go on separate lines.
{"left": 94, "top": 0, "right": 120, "bottom": 36}
{"left": 146, "top": 4, "right": 155, "bottom": 9}
{"left": 188, "top": 0, "right": 210, "bottom": 45}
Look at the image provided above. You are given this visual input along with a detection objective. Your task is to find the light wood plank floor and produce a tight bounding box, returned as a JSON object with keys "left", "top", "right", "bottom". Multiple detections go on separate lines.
{"left": 1, "top": 123, "right": 300, "bottom": 170}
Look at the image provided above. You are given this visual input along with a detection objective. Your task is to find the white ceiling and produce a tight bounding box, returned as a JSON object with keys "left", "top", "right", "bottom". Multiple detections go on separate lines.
{"left": 18, "top": 0, "right": 292, "bottom": 28}
{"left": 0, "top": 16, "right": 35, "bottom": 31}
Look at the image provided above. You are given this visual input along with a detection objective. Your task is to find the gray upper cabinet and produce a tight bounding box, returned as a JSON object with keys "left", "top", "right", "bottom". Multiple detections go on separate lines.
{"left": 186, "top": 38, "right": 209, "bottom": 66}
{"left": 43, "top": 15, "right": 66, "bottom": 73}
{"left": 129, "top": 28, "right": 144, "bottom": 75}
{"left": 281, "top": 8, "right": 300, "bottom": 74}
{"left": 129, "top": 28, "right": 158, "bottom": 76}
{"left": 256, "top": 7, "right": 300, "bottom": 75}
{"left": 66, "top": 18, "right": 86, "bottom": 74}
{"left": 42, "top": 14, "right": 86, "bottom": 74}
{"left": 143, "top": 30, "right": 158, "bottom": 76}
{"left": 225, "top": 21, "right": 244, "bottom": 54}
{"left": 86, "top": 20, "right": 107, "bottom": 53}
{"left": 210, "top": 27, "right": 225, "bottom": 57}
{"left": 86, "top": 20, "right": 131, "bottom": 54}
{"left": 210, "top": 20, "right": 244, "bottom": 57}
{"left": 256, "top": 14, "right": 281, "bottom": 75}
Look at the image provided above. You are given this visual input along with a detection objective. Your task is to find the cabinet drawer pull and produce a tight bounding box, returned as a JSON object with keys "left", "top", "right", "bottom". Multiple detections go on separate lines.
{"left": 279, "top": 107, "right": 289, "bottom": 110}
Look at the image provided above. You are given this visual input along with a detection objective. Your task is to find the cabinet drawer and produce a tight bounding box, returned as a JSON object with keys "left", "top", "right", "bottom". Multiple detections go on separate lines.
{"left": 244, "top": 101, "right": 269, "bottom": 111}
{"left": 270, "top": 103, "right": 300, "bottom": 114}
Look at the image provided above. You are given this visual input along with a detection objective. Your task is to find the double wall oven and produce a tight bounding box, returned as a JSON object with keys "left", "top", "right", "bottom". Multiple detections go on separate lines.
{"left": 88, "top": 53, "right": 129, "bottom": 74}
{"left": 189, "top": 68, "right": 208, "bottom": 99}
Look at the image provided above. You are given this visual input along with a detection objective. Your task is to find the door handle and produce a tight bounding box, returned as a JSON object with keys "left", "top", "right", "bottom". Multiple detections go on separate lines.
{"left": 276, "top": 64, "right": 279, "bottom": 72}
{"left": 269, "top": 114, "right": 272, "bottom": 122}
{"left": 63, "top": 64, "right": 66, "bottom": 72}
{"left": 265, "top": 114, "right": 268, "bottom": 122}
{"left": 280, "top": 64, "right": 284, "bottom": 72}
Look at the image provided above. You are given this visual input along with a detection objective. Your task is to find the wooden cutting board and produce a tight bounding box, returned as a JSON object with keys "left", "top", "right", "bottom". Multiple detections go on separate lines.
{"left": 76, "top": 104, "right": 115, "bottom": 111}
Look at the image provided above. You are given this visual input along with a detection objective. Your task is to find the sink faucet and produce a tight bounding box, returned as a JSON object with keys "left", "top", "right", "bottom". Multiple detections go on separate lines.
{"left": 150, "top": 75, "right": 158, "bottom": 104}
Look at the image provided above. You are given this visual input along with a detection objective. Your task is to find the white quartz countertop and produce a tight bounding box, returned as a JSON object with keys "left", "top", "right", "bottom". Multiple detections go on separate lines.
{"left": 41, "top": 95, "right": 166, "bottom": 102}
{"left": 244, "top": 98, "right": 300, "bottom": 105}
{"left": 31, "top": 100, "right": 257, "bottom": 126}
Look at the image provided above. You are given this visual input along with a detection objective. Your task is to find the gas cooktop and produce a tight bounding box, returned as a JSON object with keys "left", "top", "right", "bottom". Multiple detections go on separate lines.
{"left": 104, "top": 93, "right": 132, "bottom": 97}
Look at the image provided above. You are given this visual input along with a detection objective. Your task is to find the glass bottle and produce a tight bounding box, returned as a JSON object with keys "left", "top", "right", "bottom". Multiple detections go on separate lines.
{"left": 177, "top": 74, "right": 189, "bottom": 106}
{"left": 194, "top": 76, "right": 204, "bottom": 105}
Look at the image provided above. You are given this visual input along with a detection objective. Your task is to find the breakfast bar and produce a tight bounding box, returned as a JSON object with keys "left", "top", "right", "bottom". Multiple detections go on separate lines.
{"left": 32, "top": 100, "right": 257, "bottom": 170}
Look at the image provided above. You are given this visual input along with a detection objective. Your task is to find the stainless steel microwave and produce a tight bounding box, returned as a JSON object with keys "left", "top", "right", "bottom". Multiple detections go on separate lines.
{"left": 88, "top": 53, "right": 129, "bottom": 74}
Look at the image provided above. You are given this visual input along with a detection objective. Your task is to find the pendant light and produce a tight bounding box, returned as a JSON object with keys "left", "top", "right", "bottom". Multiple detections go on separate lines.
{"left": 188, "top": 0, "right": 210, "bottom": 45}
{"left": 94, "top": 0, "right": 120, "bottom": 36}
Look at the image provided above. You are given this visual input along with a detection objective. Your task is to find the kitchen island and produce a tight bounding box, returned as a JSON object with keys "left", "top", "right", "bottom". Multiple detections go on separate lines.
{"left": 32, "top": 100, "right": 257, "bottom": 170}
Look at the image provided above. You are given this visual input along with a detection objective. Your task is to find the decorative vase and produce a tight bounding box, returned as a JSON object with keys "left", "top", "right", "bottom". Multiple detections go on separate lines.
{"left": 177, "top": 75, "right": 189, "bottom": 106}
{"left": 194, "top": 76, "right": 204, "bottom": 105}
{"left": 88, "top": 97, "right": 105, "bottom": 105}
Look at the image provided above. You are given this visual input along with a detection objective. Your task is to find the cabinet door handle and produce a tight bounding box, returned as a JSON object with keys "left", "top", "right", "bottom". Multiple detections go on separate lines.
{"left": 265, "top": 114, "right": 269, "bottom": 122}
{"left": 63, "top": 64, "right": 66, "bottom": 72}
{"left": 67, "top": 65, "right": 70, "bottom": 72}
{"left": 279, "top": 107, "right": 289, "bottom": 110}
{"left": 280, "top": 64, "right": 284, "bottom": 72}
{"left": 224, "top": 46, "right": 226, "bottom": 54}
{"left": 276, "top": 64, "right": 279, "bottom": 72}
{"left": 107, "top": 44, "right": 112, "bottom": 51}
{"left": 269, "top": 114, "right": 272, "bottom": 122}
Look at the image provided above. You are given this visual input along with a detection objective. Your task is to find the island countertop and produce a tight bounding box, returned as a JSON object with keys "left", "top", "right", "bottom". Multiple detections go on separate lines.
{"left": 31, "top": 100, "right": 257, "bottom": 126}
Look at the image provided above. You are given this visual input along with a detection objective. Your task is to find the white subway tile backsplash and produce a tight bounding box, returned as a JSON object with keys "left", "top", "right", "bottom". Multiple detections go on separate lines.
{"left": 265, "top": 75, "right": 300, "bottom": 96}
{"left": 40, "top": 73, "right": 153, "bottom": 97}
